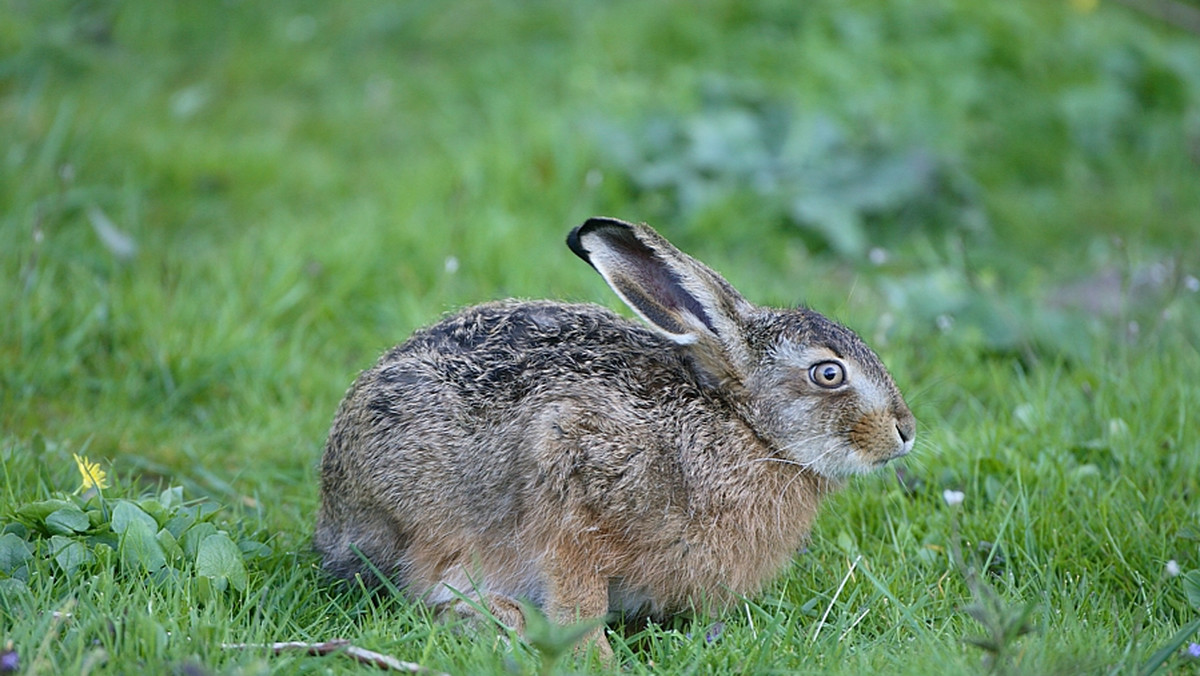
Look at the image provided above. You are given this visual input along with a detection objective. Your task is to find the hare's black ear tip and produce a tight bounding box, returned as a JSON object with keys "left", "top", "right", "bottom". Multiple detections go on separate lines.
{"left": 566, "top": 224, "right": 589, "bottom": 261}
{"left": 568, "top": 217, "right": 633, "bottom": 261}
{"left": 577, "top": 217, "right": 632, "bottom": 236}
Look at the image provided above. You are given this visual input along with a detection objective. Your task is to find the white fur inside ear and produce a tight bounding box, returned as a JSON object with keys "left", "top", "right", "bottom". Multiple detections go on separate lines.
{"left": 666, "top": 333, "right": 699, "bottom": 345}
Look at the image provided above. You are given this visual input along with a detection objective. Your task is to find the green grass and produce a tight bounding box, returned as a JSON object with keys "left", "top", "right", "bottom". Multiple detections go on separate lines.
{"left": 3, "top": 0, "right": 1200, "bottom": 673}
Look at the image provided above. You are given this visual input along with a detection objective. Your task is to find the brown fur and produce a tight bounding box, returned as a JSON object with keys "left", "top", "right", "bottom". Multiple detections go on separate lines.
{"left": 315, "top": 218, "right": 915, "bottom": 657}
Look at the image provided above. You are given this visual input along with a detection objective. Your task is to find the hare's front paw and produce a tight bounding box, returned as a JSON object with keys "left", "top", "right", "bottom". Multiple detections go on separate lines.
{"left": 436, "top": 593, "right": 526, "bottom": 635}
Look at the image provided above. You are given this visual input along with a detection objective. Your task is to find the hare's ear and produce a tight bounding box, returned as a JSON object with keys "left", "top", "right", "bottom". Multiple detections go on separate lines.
{"left": 568, "top": 217, "right": 755, "bottom": 376}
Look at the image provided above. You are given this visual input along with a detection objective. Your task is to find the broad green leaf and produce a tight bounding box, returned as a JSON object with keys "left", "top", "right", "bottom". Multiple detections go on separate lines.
{"left": 50, "top": 535, "right": 93, "bottom": 575}
{"left": 16, "top": 499, "right": 75, "bottom": 524}
{"left": 152, "top": 566, "right": 181, "bottom": 588}
{"left": 195, "top": 574, "right": 217, "bottom": 599}
{"left": 180, "top": 522, "right": 218, "bottom": 560}
{"left": 90, "top": 538, "right": 116, "bottom": 568}
{"left": 1183, "top": 570, "right": 1200, "bottom": 609}
{"left": 138, "top": 498, "right": 170, "bottom": 525}
{"left": 159, "top": 486, "right": 184, "bottom": 511}
{"left": 46, "top": 506, "right": 91, "bottom": 535}
{"left": 238, "top": 539, "right": 272, "bottom": 559}
{"left": 111, "top": 500, "right": 158, "bottom": 535}
{"left": 88, "top": 532, "right": 119, "bottom": 553}
{"left": 194, "top": 501, "right": 221, "bottom": 521}
{"left": 2, "top": 522, "right": 29, "bottom": 539}
{"left": 0, "top": 533, "right": 33, "bottom": 576}
{"left": 0, "top": 578, "right": 31, "bottom": 608}
{"left": 119, "top": 517, "right": 167, "bottom": 573}
{"left": 196, "top": 532, "right": 247, "bottom": 592}
{"left": 156, "top": 528, "right": 184, "bottom": 563}
{"left": 163, "top": 510, "right": 197, "bottom": 540}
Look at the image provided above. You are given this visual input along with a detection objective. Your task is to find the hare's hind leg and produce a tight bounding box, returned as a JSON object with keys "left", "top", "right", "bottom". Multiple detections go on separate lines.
{"left": 544, "top": 543, "right": 614, "bottom": 660}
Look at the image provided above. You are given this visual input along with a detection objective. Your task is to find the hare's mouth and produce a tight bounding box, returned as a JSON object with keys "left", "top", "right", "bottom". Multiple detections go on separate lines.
{"left": 871, "top": 442, "right": 913, "bottom": 468}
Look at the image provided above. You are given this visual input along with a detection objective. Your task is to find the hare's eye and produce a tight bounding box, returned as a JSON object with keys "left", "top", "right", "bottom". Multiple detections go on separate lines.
{"left": 809, "top": 361, "right": 846, "bottom": 389}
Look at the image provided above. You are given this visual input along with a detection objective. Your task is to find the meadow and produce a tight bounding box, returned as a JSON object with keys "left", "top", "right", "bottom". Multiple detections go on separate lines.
{"left": 2, "top": 1, "right": 1200, "bottom": 673}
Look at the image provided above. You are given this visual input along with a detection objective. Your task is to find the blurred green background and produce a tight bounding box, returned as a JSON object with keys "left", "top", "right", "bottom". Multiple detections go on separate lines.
{"left": 3, "top": 0, "right": 1200, "bottom": 672}
{"left": 4, "top": 0, "right": 1197, "bottom": 465}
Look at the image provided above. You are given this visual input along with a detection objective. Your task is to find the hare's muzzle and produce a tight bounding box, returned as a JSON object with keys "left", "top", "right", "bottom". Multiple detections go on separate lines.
{"left": 890, "top": 412, "right": 917, "bottom": 461}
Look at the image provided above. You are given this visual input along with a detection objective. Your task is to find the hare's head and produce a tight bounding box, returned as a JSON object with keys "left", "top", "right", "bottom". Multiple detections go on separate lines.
{"left": 569, "top": 218, "right": 915, "bottom": 479}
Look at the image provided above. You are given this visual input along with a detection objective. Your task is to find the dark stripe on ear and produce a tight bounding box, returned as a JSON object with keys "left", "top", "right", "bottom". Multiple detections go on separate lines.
{"left": 613, "top": 281, "right": 690, "bottom": 336}
{"left": 657, "top": 269, "right": 717, "bottom": 335}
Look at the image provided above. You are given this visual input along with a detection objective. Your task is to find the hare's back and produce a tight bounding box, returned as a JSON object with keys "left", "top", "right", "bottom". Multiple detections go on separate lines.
{"left": 326, "top": 300, "right": 690, "bottom": 474}
{"left": 377, "top": 300, "right": 680, "bottom": 404}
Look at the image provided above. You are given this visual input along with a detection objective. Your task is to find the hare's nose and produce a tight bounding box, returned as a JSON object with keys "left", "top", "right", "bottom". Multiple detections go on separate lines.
{"left": 894, "top": 416, "right": 916, "bottom": 455}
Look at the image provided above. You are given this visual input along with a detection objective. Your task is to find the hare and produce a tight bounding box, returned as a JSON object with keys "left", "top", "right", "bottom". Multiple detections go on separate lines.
{"left": 315, "top": 217, "right": 915, "bottom": 658}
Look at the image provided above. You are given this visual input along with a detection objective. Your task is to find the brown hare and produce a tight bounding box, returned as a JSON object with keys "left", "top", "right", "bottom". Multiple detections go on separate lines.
{"left": 315, "top": 217, "right": 915, "bottom": 658}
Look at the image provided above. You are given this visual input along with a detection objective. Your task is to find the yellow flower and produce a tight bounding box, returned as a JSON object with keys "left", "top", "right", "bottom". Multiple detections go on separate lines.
{"left": 73, "top": 453, "right": 110, "bottom": 493}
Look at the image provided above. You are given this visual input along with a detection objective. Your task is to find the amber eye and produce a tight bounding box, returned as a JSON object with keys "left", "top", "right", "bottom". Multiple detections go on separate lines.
{"left": 809, "top": 361, "right": 846, "bottom": 389}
